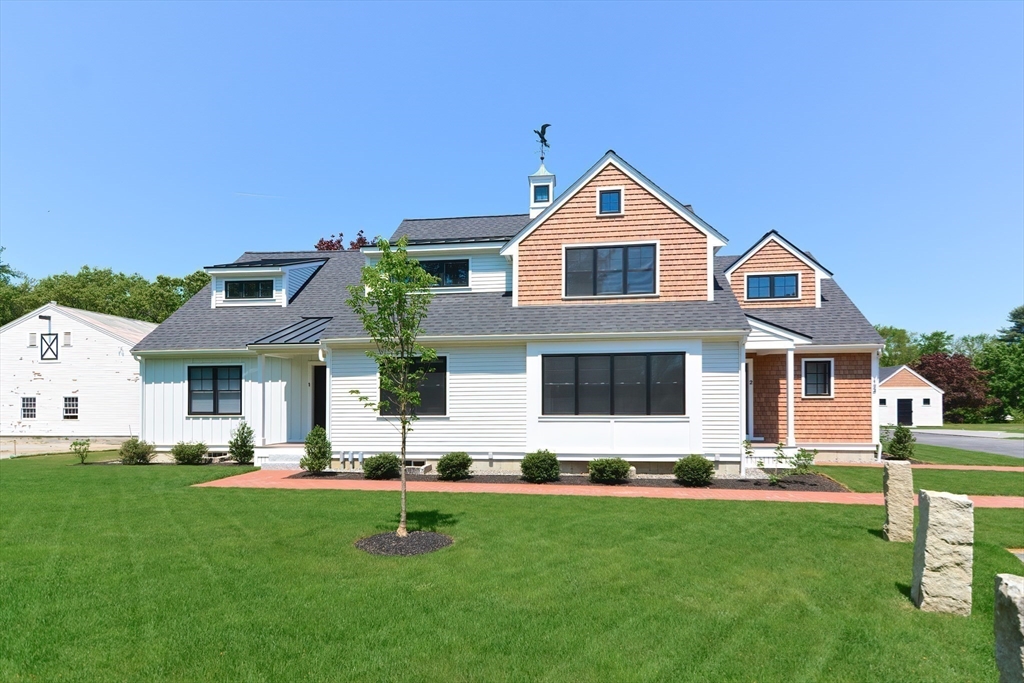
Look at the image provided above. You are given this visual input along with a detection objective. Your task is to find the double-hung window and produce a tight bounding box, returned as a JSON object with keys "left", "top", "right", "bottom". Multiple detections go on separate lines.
{"left": 565, "top": 244, "right": 656, "bottom": 297}
{"left": 747, "top": 274, "right": 798, "bottom": 300}
{"left": 225, "top": 280, "right": 274, "bottom": 299}
{"left": 802, "top": 359, "right": 833, "bottom": 398}
{"left": 542, "top": 353, "right": 685, "bottom": 416}
{"left": 420, "top": 260, "right": 469, "bottom": 288}
{"left": 21, "top": 397, "right": 36, "bottom": 419}
{"left": 380, "top": 357, "right": 447, "bottom": 416}
{"left": 63, "top": 396, "right": 79, "bottom": 419}
{"left": 188, "top": 366, "right": 242, "bottom": 415}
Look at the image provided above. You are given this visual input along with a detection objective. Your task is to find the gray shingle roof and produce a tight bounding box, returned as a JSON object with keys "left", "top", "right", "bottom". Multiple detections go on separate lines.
{"left": 390, "top": 214, "right": 531, "bottom": 244}
{"left": 879, "top": 366, "right": 902, "bottom": 382}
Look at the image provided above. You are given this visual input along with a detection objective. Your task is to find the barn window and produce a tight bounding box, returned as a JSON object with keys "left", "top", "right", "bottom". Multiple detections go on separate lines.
{"left": 879, "top": 398, "right": 887, "bottom": 406}
{"left": 21, "top": 397, "right": 36, "bottom": 419}
{"left": 63, "top": 396, "right": 79, "bottom": 419}
{"left": 28, "top": 333, "right": 37, "bottom": 347}
{"left": 40, "top": 333, "right": 58, "bottom": 360}
{"left": 923, "top": 398, "right": 931, "bottom": 406}
{"left": 63, "top": 332, "right": 72, "bottom": 346}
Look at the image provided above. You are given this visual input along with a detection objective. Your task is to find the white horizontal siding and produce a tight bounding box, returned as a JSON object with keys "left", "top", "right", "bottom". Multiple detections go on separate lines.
{"left": 469, "top": 254, "right": 511, "bottom": 293}
{"left": 701, "top": 341, "right": 742, "bottom": 454}
{"left": 285, "top": 264, "right": 320, "bottom": 300}
{"left": 329, "top": 344, "right": 527, "bottom": 456}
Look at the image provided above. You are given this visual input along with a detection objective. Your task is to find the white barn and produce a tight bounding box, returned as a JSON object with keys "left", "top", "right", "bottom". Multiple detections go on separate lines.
{"left": 0, "top": 303, "right": 157, "bottom": 438}
{"left": 877, "top": 365, "right": 944, "bottom": 427}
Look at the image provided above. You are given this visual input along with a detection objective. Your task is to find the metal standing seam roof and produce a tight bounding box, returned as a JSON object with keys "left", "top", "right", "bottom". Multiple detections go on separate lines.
{"left": 252, "top": 317, "right": 333, "bottom": 345}
{"left": 205, "top": 257, "right": 328, "bottom": 269}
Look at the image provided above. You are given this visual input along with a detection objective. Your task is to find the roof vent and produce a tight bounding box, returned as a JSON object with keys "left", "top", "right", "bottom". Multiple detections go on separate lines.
{"left": 682, "top": 204, "right": 693, "bottom": 212}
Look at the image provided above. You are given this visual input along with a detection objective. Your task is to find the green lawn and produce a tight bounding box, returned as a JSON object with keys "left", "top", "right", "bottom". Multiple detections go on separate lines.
{"left": 2, "top": 454, "right": 1022, "bottom": 682}
{"left": 911, "top": 443, "right": 1024, "bottom": 467}
{"left": 820, "top": 466, "right": 1024, "bottom": 497}
{"left": 917, "top": 423, "right": 1024, "bottom": 434}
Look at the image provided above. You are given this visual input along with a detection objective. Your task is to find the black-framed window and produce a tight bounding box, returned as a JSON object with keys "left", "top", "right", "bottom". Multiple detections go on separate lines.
{"left": 21, "top": 397, "right": 36, "bottom": 419}
{"left": 420, "top": 260, "right": 469, "bottom": 288}
{"left": 542, "top": 353, "right": 685, "bottom": 416}
{"left": 566, "top": 245, "right": 655, "bottom": 297}
{"left": 599, "top": 189, "right": 621, "bottom": 214}
{"left": 879, "top": 398, "right": 887, "bottom": 406}
{"left": 188, "top": 366, "right": 242, "bottom": 415}
{"left": 40, "top": 333, "right": 58, "bottom": 360}
{"left": 803, "top": 360, "right": 832, "bottom": 397}
{"left": 63, "top": 396, "right": 79, "bottom": 420}
{"left": 380, "top": 357, "right": 447, "bottom": 416}
{"left": 533, "top": 184, "right": 550, "bottom": 203}
{"left": 923, "top": 398, "right": 931, "bottom": 406}
{"left": 747, "top": 274, "right": 798, "bottom": 300}
{"left": 225, "top": 280, "right": 274, "bottom": 299}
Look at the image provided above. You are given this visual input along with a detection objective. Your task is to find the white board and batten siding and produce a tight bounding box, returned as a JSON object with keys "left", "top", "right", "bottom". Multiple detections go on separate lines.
{"left": 701, "top": 341, "right": 743, "bottom": 455}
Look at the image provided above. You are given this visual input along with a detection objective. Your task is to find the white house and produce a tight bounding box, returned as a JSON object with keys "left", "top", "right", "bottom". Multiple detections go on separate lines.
{"left": 877, "top": 365, "right": 944, "bottom": 427}
{"left": 133, "top": 151, "right": 884, "bottom": 472}
{"left": 1, "top": 303, "right": 157, "bottom": 438}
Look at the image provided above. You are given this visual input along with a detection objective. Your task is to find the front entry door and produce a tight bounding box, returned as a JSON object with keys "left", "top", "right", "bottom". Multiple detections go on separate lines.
{"left": 897, "top": 398, "right": 913, "bottom": 426}
{"left": 312, "top": 365, "right": 327, "bottom": 430}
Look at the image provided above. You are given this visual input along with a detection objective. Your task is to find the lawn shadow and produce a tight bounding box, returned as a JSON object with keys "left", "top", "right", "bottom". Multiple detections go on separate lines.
{"left": 895, "top": 582, "right": 913, "bottom": 603}
{"left": 867, "top": 528, "right": 885, "bottom": 539}
{"left": 376, "top": 509, "right": 461, "bottom": 533}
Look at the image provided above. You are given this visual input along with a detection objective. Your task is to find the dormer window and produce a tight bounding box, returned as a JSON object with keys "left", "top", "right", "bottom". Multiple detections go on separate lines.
{"left": 746, "top": 274, "right": 798, "bottom": 300}
{"left": 421, "top": 260, "right": 469, "bottom": 288}
{"left": 225, "top": 280, "right": 274, "bottom": 299}
{"left": 533, "top": 184, "right": 550, "bottom": 203}
{"left": 598, "top": 189, "right": 622, "bottom": 215}
{"left": 565, "top": 244, "right": 655, "bottom": 297}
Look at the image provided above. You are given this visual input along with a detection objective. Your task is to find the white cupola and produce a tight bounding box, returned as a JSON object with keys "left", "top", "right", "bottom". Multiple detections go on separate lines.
{"left": 528, "top": 162, "right": 555, "bottom": 218}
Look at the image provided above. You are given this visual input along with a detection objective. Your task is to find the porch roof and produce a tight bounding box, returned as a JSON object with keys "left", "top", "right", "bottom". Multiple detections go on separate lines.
{"left": 251, "top": 317, "right": 333, "bottom": 345}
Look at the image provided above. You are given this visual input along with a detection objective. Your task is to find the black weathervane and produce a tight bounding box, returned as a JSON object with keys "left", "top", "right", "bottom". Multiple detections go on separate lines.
{"left": 534, "top": 123, "right": 551, "bottom": 162}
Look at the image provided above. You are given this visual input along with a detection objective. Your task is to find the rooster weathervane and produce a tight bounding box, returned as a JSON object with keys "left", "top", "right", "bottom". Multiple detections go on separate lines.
{"left": 534, "top": 123, "right": 551, "bottom": 163}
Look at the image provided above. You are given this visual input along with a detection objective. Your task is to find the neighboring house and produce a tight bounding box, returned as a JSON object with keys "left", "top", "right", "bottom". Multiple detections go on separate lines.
{"left": 877, "top": 365, "right": 944, "bottom": 427}
{"left": 133, "top": 150, "right": 883, "bottom": 471}
{"left": 1, "top": 303, "right": 157, "bottom": 437}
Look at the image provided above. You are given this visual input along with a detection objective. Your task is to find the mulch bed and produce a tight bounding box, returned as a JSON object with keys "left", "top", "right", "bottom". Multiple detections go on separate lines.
{"left": 355, "top": 531, "right": 453, "bottom": 556}
{"left": 288, "top": 471, "right": 848, "bottom": 492}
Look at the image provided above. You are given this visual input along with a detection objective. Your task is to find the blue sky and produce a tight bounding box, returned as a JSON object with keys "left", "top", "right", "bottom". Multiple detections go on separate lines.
{"left": 1, "top": 1, "right": 1021, "bottom": 336}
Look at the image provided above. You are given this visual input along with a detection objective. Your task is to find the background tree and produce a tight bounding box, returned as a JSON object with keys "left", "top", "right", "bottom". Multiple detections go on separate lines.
{"left": 998, "top": 305, "right": 1024, "bottom": 344}
{"left": 915, "top": 330, "right": 954, "bottom": 357}
{"left": 914, "top": 352, "right": 994, "bottom": 423}
{"left": 349, "top": 230, "right": 370, "bottom": 250}
{"left": 346, "top": 237, "right": 436, "bottom": 537}
{"left": 951, "top": 333, "right": 993, "bottom": 360}
{"left": 875, "top": 325, "right": 920, "bottom": 367}
{"left": 315, "top": 234, "right": 345, "bottom": 250}
{"left": 976, "top": 338, "right": 1024, "bottom": 418}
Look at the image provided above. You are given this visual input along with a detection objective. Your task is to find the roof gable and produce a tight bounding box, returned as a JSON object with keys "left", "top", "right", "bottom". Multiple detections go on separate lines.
{"left": 724, "top": 231, "right": 832, "bottom": 278}
{"left": 878, "top": 365, "right": 944, "bottom": 392}
{"left": 0, "top": 303, "right": 157, "bottom": 345}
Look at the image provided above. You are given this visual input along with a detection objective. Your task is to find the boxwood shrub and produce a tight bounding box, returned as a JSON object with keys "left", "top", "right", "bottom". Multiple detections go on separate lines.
{"left": 171, "top": 441, "right": 208, "bottom": 465}
{"left": 437, "top": 451, "right": 472, "bottom": 481}
{"left": 300, "top": 425, "right": 332, "bottom": 473}
{"left": 521, "top": 449, "right": 559, "bottom": 483}
{"left": 364, "top": 453, "right": 401, "bottom": 480}
{"left": 588, "top": 458, "right": 631, "bottom": 484}
{"left": 674, "top": 454, "right": 714, "bottom": 487}
{"left": 119, "top": 437, "right": 155, "bottom": 465}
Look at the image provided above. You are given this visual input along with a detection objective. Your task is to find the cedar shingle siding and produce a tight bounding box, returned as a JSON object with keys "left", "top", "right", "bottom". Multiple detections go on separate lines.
{"left": 884, "top": 368, "right": 930, "bottom": 388}
{"left": 730, "top": 241, "right": 816, "bottom": 308}
{"left": 517, "top": 166, "right": 709, "bottom": 305}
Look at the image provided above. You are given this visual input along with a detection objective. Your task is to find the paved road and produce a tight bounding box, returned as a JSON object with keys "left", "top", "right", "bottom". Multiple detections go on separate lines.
{"left": 914, "top": 431, "right": 1024, "bottom": 458}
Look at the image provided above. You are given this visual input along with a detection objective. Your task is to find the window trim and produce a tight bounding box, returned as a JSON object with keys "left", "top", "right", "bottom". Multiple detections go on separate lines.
{"left": 879, "top": 398, "right": 887, "bottom": 406}
{"left": 417, "top": 259, "right": 470, "bottom": 289}
{"left": 595, "top": 186, "right": 625, "bottom": 216}
{"left": 561, "top": 240, "right": 660, "bottom": 299}
{"left": 40, "top": 333, "right": 58, "bottom": 361}
{"left": 378, "top": 355, "right": 449, "bottom": 418}
{"left": 21, "top": 397, "right": 36, "bottom": 419}
{"left": 743, "top": 272, "right": 802, "bottom": 301}
{"left": 63, "top": 396, "right": 79, "bottom": 420}
{"left": 533, "top": 184, "right": 550, "bottom": 203}
{"left": 187, "top": 365, "right": 244, "bottom": 416}
{"left": 224, "top": 279, "right": 275, "bottom": 300}
{"left": 923, "top": 398, "right": 931, "bottom": 406}
{"left": 541, "top": 352, "right": 686, "bottom": 416}
{"left": 801, "top": 357, "right": 834, "bottom": 399}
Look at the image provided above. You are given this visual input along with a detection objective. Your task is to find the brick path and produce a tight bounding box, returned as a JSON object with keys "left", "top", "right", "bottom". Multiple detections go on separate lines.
{"left": 197, "top": 469, "right": 1024, "bottom": 509}
{"left": 815, "top": 462, "right": 1024, "bottom": 473}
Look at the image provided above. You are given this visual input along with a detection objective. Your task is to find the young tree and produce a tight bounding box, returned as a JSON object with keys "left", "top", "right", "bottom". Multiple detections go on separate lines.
{"left": 346, "top": 237, "right": 437, "bottom": 537}
{"left": 998, "top": 305, "right": 1024, "bottom": 344}
{"left": 914, "top": 352, "right": 993, "bottom": 422}
{"left": 875, "top": 325, "right": 919, "bottom": 367}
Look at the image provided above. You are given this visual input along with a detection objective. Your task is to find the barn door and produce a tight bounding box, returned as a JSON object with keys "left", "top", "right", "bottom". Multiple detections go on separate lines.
{"left": 897, "top": 399, "right": 913, "bottom": 426}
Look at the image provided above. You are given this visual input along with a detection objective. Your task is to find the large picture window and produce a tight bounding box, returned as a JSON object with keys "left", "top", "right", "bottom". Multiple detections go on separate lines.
{"left": 802, "top": 359, "right": 833, "bottom": 398}
{"left": 188, "top": 366, "right": 242, "bottom": 415}
{"left": 542, "top": 353, "right": 685, "bottom": 416}
{"left": 380, "top": 357, "right": 447, "bottom": 416}
{"left": 746, "top": 274, "right": 798, "bottom": 300}
{"left": 225, "top": 280, "right": 274, "bottom": 299}
{"left": 565, "top": 244, "right": 656, "bottom": 297}
{"left": 420, "top": 260, "right": 469, "bottom": 288}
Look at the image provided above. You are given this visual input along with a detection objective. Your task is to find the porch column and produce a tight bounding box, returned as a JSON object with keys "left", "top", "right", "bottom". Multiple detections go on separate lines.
{"left": 786, "top": 348, "right": 795, "bottom": 447}
{"left": 257, "top": 353, "right": 266, "bottom": 446}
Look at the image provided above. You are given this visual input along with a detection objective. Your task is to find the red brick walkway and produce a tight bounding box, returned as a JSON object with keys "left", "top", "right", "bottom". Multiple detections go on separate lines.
{"left": 815, "top": 462, "right": 1024, "bottom": 473}
{"left": 197, "top": 469, "right": 1024, "bottom": 509}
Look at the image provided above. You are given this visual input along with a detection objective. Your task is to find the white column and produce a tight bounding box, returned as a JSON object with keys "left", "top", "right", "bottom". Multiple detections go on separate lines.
{"left": 257, "top": 353, "right": 266, "bottom": 446}
{"left": 786, "top": 348, "right": 795, "bottom": 447}
{"left": 871, "top": 349, "right": 881, "bottom": 460}
{"left": 138, "top": 357, "right": 146, "bottom": 441}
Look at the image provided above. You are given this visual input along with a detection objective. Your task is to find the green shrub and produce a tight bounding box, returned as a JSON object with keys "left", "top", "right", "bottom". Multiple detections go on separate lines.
{"left": 886, "top": 424, "right": 916, "bottom": 460}
{"left": 228, "top": 421, "right": 255, "bottom": 464}
{"left": 437, "top": 451, "right": 472, "bottom": 481}
{"left": 363, "top": 453, "right": 401, "bottom": 480}
{"left": 674, "top": 454, "right": 714, "bottom": 487}
{"left": 792, "top": 448, "right": 817, "bottom": 475}
{"left": 70, "top": 439, "right": 90, "bottom": 465}
{"left": 300, "top": 425, "right": 332, "bottom": 472}
{"left": 172, "top": 441, "right": 208, "bottom": 465}
{"left": 588, "top": 458, "right": 631, "bottom": 484}
{"left": 521, "top": 449, "right": 559, "bottom": 483}
{"left": 119, "top": 437, "right": 155, "bottom": 465}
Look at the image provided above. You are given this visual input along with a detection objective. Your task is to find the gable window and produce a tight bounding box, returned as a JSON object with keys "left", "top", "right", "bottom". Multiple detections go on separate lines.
{"left": 380, "top": 357, "right": 446, "bottom": 416}
{"left": 747, "top": 274, "right": 798, "bottom": 300}
{"left": 542, "top": 353, "right": 685, "bottom": 416}
{"left": 420, "top": 260, "right": 469, "bottom": 288}
{"left": 63, "top": 396, "right": 79, "bottom": 419}
{"left": 28, "top": 333, "right": 37, "bottom": 347}
{"left": 565, "top": 245, "right": 655, "bottom": 297}
{"left": 63, "top": 332, "right": 72, "bottom": 347}
{"left": 188, "top": 366, "right": 242, "bottom": 415}
{"left": 923, "top": 398, "right": 931, "bottom": 406}
{"left": 40, "top": 333, "right": 58, "bottom": 360}
{"left": 21, "top": 397, "right": 36, "bottom": 419}
{"left": 802, "top": 359, "right": 833, "bottom": 398}
{"left": 598, "top": 189, "right": 622, "bottom": 214}
{"left": 879, "top": 398, "right": 887, "bottom": 406}
{"left": 225, "top": 280, "right": 274, "bottom": 299}
{"left": 533, "top": 184, "right": 550, "bottom": 203}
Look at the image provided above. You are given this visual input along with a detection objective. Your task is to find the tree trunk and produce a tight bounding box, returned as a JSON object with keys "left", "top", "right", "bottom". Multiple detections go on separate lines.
{"left": 397, "top": 417, "right": 408, "bottom": 537}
